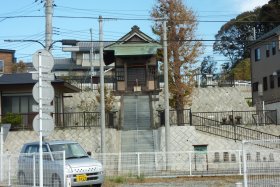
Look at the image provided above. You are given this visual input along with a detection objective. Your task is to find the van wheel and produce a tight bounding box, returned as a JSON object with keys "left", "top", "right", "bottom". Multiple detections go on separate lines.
{"left": 52, "top": 174, "right": 61, "bottom": 187}
{"left": 18, "top": 172, "right": 26, "bottom": 185}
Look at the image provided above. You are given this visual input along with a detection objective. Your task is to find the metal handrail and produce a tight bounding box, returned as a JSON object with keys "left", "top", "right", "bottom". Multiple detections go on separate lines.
{"left": 193, "top": 113, "right": 279, "bottom": 141}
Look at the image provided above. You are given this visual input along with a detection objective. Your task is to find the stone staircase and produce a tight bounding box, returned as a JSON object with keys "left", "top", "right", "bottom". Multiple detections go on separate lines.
{"left": 121, "top": 95, "right": 155, "bottom": 173}
{"left": 123, "top": 95, "right": 151, "bottom": 130}
{"left": 121, "top": 130, "right": 154, "bottom": 152}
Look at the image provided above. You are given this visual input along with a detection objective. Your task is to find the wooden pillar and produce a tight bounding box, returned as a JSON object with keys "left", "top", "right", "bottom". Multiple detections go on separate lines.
{"left": 146, "top": 63, "right": 148, "bottom": 90}
{"left": 124, "top": 63, "right": 128, "bottom": 91}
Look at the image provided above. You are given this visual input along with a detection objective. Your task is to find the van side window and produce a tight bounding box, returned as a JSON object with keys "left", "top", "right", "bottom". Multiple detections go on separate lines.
{"left": 24, "top": 145, "right": 49, "bottom": 153}
{"left": 25, "top": 145, "right": 38, "bottom": 153}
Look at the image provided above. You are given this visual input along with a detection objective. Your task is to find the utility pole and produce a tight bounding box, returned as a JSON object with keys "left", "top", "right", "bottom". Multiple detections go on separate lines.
{"left": 90, "top": 28, "right": 94, "bottom": 90}
{"left": 45, "top": 0, "right": 53, "bottom": 51}
{"left": 99, "top": 16, "right": 106, "bottom": 160}
{"left": 163, "top": 19, "right": 171, "bottom": 169}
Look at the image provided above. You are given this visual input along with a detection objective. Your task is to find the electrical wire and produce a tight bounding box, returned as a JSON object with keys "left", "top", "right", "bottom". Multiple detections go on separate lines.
{"left": 1, "top": 15, "right": 280, "bottom": 23}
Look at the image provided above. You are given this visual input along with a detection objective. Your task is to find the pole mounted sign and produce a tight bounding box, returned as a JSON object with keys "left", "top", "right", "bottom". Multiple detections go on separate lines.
{"left": 32, "top": 49, "right": 55, "bottom": 187}
{"left": 32, "top": 49, "right": 55, "bottom": 136}
{"left": 32, "top": 49, "right": 54, "bottom": 72}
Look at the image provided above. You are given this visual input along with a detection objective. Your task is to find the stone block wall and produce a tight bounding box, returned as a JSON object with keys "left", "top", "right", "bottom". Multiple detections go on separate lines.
{"left": 156, "top": 126, "right": 242, "bottom": 152}
{"left": 4, "top": 128, "right": 120, "bottom": 154}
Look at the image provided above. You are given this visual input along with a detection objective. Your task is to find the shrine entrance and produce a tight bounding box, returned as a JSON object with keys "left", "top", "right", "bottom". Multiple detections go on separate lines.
{"left": 127, "top": 66, "right": 146, "bottom": 91}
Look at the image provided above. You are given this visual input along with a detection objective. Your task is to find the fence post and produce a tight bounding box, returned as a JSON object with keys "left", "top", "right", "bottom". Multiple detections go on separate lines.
{"left": 242, "top": 141, "right": 248, "bottom": 187}
{"left": 234, "top": 123, "right": 237, "bottom": 142}
{"left": 189, "top": 152, "right": 192, "bottom": 176}
{"left": 238, "top": 150, "right": 242, "bottom": 175}
{"left": 189, "top": 109, "right": 192, "bottom": 126}
{"left": 8, "top": 155, "right": 11, "bottom": 186}
{"left": 276, "top": 110, "right": 278, "bottom": 125}
{"left": 33, "top": 154, "right": 36, "bottom": 187}
{"left": 83, "top": 112, "right": 86, "bottom": 129}
{"left": 118, "top": 152, "right": 122, "bottom": 174}
{"left": 137, "top": 152, "right": 141, "bottom": 177}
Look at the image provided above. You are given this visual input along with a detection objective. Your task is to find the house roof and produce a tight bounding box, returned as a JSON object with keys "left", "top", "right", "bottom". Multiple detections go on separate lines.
{"left": 249, "top": 25, "right": 280, "bottom": 47}
{"left": 0, "top": 73, "right": 37, "bottom": 84}
{"left": 0, "top": 49, "right": 15, "bottom": 54}
{"left": 62, "top": 41, "right": 113, "bottom": 52}
{"left": 104, "top": 25, "right": 162, "bottom": 56}
{"left": 76, "top": 41, "right": 113, "bottom": 52}
{"left": 52, "top": 58, "right": 113, "bottom": 71}
{"left": 52, "top": 58, "right": 90, "bottom": 71}
{"left": 0, "top": 73, "right": 80, "bottom": 93}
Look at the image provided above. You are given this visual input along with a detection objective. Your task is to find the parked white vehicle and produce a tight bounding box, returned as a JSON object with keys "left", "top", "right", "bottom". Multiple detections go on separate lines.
{"left": 18, "top": 140, "right": 104, "bottom": 187}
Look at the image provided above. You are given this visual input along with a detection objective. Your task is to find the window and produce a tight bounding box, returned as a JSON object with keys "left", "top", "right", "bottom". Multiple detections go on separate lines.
{"left": 256, "top": 152, "right": 261, "bottom": 162}
{"left": 270, "top": 75, "right": 275, "bottom": 89}
{"left": 0, "top": 60, "right": 3, "bottom": 73}
{"left": 24, "top": 145, "right": 48, "bottom": 153}
{"left": 83, "top": 53, "right": 89, "bottom": 60}
{"left": 223, "top": 152, "right": 229, "bottom": 162}
{"left": 266, "top": 45, "right": 270, "bottom": 57}
{"left": 263, "top": 77, "right": 268, "bottom": 91}
{"left": 231, "top": 154, "right": 236, "bottom": 162}
{"left": 272, "top": 41, "right": 276, "bottom": 55}
{"left": 247, "top": 153, "right": 251, "bottom": 161}
{"left": 214, "top": 152, "right": 220, "bottom": 162}
{"left": 2, "top": 95, "right": 36, "bottom": 114}
{"left": 255, "top": 48, "right": 261, "bottom": 61}
{"left": 193, "top": 145, "right": 207, "bottom": 153}
{"left": 116, "top": 68, "right": 124, "bottom": 81}
{"left": 252, "top": 82, "right": 259, "bottom": 92}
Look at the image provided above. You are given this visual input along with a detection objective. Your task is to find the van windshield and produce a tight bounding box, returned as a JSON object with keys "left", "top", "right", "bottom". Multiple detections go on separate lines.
{"left": 49, "top": 143, "right": 89, "bottom": 159}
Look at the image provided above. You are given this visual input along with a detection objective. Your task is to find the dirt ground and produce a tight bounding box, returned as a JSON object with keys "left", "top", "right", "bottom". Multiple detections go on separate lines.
{"left": 102, "top": 176, "right": 243, "bottom": 187}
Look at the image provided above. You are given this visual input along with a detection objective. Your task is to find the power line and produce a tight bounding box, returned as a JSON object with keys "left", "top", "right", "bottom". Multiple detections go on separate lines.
{"left": 1, "top": 15, "right": 280, "bottom": 23}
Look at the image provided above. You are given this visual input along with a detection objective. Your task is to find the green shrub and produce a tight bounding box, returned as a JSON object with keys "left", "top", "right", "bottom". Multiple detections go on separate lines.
{"left": 110, "top": 176, "right": 127, "bottom": 183}
{"left": 137, "top": 173, "right": 145, "bottom": 182}
{"left": 1, "top": 113, "right": 22, "bottom": 125}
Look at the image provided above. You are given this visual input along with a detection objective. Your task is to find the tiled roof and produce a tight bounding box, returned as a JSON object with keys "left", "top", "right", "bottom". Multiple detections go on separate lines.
{"left": 0, "top": 73, "right": 62, "bottom": 85}
{"left": 76, "top": 41, "right": 113, "bottom": 51}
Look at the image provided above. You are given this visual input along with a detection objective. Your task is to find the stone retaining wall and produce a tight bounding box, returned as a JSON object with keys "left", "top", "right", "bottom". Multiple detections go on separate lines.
{"left": 4, "top": 128, "right": 120, "bottom": 154}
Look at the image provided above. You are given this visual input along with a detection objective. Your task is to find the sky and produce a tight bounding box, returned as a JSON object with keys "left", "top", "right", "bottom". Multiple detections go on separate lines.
{"left": 0, "top": 0, "right": 269, "bottom": 67}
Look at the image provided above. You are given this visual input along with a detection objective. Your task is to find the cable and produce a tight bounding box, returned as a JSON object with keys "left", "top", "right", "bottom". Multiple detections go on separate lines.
{"left": 1, "top": 15, "right": 280, "bottom": 23}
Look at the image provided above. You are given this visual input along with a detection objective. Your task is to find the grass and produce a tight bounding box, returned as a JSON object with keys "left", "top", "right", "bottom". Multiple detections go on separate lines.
{"left": 101, "top": 175, "right": 243, "bottom": 187}
{"left": 102, "top": 174, "right": 146, "bottom": 187}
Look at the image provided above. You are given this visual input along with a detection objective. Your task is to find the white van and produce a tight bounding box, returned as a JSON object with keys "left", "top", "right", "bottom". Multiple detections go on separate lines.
{"left": 18, "top": 140, "right": 104, "bottom": 187}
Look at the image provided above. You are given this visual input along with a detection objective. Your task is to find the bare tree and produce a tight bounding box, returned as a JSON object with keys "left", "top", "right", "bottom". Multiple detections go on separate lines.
{"left": 151, "top": 0, "right": 203, "bottom": 125}
{"left": 12, "top": 60, "right": 27, "bottom": 73}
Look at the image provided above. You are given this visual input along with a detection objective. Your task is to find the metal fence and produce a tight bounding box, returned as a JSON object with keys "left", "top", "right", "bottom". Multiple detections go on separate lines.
{"left": 0, "top": 152, "right": 65, "bottom": 187}
{"left": 3, "top": 149, "right": 280, "bottom": 186}
{"left": 242, "top": 139, "right": 280, "bottom": 187}
{"left": 93, "top": 150, "right": 244, "bottom": 177}
{"left": 1, "top": 112, "right": 117, "bottom": 131}
{"left": 192, "top": 110, "right": 279, "bottom": 142}
{"left": 192, "top": 110, "right": 278, "bottom": 126}
{"left": 2, "top": 109, "right": 278, "bottom": 132}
